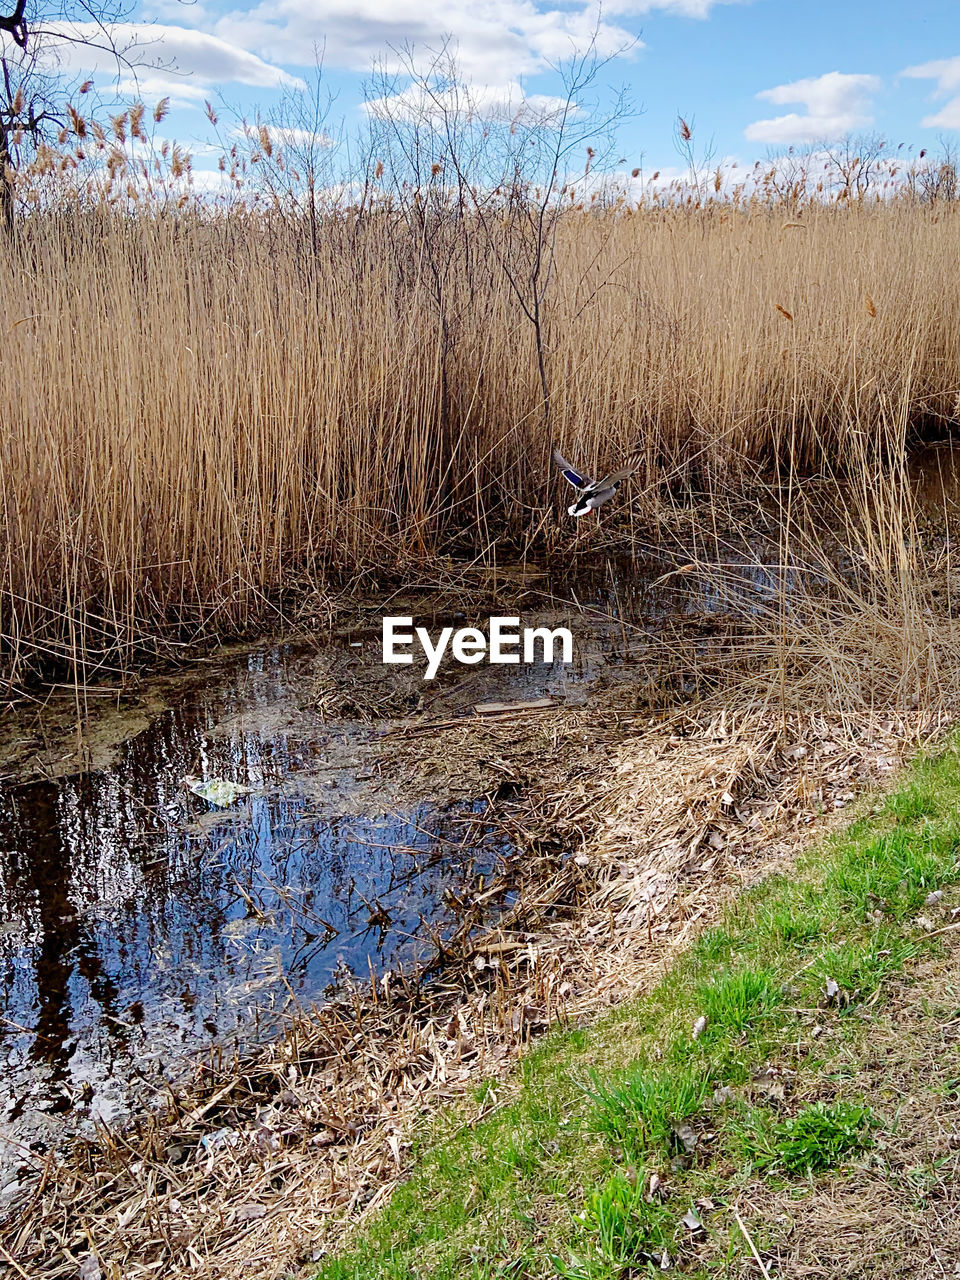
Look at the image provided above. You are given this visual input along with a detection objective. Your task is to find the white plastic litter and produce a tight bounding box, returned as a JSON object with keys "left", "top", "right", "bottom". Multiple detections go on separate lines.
{"left": 184, "top": 776, "right": 252, "bottom": 807}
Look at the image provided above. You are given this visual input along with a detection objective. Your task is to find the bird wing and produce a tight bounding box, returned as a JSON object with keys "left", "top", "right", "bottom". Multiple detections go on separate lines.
{"left": 553, "top": 449, "right": 592, "bottom": 490}
{"left": 593, "top": 465, "right": 637, "bottom": 491}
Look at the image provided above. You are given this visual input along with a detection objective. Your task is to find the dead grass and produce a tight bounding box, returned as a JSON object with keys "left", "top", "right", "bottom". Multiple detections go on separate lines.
{"left": 5, "top": 458, "right": 958, "bottom": 1274}
{"left": 3, "top": 137, "right": 960, "bottom": 1280}
{"left": 701, "top": 947, "right": 960, "bottom": 1279}
{"left": 309, "top": 724, "right": 960, "bottom": 1280}
{"left": 0, "top": 408, "right": 957, "bottom": 1274}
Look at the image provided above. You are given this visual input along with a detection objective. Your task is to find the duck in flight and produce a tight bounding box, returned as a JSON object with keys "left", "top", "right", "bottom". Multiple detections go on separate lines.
{"left": 553, "top": 449, "right": 639, "bottom": 517}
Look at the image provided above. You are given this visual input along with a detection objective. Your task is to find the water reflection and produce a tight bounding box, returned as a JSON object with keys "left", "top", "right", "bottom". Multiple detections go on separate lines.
{"left": 0, "top": 648, "right": 505, "bottom": 1132}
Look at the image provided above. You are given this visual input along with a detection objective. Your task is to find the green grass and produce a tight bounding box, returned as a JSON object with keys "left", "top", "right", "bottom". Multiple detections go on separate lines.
{"left": 315, "top": 737, "right": 960, "bottom": 1280}
{"left": 551, "top": 1174, "right": 675, "bottom": 1279}
{"left": 696, "top": 966, "right": 783, "bottom": 1037}
{"left": 730, "top": 1100, "right": 875, "bottom": 1176}
{"left": 586, "top": 1062, "right": 711, "bottom": 1160}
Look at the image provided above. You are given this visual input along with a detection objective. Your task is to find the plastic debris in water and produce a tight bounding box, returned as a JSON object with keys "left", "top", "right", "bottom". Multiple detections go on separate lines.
{"left": 184, "top": 776, "right": 253, "bottom": 807}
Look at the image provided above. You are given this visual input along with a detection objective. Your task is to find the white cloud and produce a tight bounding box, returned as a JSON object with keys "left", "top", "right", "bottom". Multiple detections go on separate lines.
{"left": 603, "top": 0, "right": 741, "bottom": 15}
{"left": 745, "top": 71, "right": 881, "bottom": 144}
{"left": 122, "top": 132, "right": 222, "bottom": 158}
{"left": 115, "top": 73, "right": 211, "bottom": 106}
{"left": 902, "top": 56, "right": 960, "bottom": 95}
{"left": 363, "top": 81, "right": 576, "bottom": 126}
{"left": 233, "top": 123, "right": 333, "bottom": 147}
{"left": 213, "top": 0, "right": 634, "bottom": 85}
{"left": 206, "top": 0, "right": 637, "bottom": 147}
{"left": 262, "top": 124, "right": 333, "bottom": 147}
{"left": 901, "top": 56, "right": 960, "bottom": 129}
{"left": 23, "top": 22, "right": 303, "bottom": 91}
{"left": 2, "top": 1, "right": 639, "bottom": 129}
{"left": 187, "top": 166, "right": 236, "bottom": 194}
{"left": 922, "top": 100, "right": 960, "bottom": 129}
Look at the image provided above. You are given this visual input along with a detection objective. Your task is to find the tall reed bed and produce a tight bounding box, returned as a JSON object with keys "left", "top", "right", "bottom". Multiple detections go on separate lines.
{"left": 1, "top": 199, "right": 959, "bottom": 684}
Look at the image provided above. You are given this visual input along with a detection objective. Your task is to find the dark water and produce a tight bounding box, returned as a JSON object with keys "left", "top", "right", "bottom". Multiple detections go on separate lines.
{"left": 0, "top": 646, "right": 519, "bottom": 1146}
{"left": 0, "top": 539, "right": 834, "bottom": 1153}
{"left": 3, "top": 444, "right": 959, "bottom": 1162}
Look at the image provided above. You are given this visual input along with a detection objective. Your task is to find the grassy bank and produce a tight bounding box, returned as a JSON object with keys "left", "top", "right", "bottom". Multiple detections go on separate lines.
{"left": 317, "top": 733, "right": 960, "bottom": 1279}
{"left": 3, "top": 197, "right": 960, "bottom": 685}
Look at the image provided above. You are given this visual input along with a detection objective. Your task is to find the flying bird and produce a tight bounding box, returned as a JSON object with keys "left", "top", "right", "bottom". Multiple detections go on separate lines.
{"left": 553, "top": 449, "right": 639, "bottom": 517}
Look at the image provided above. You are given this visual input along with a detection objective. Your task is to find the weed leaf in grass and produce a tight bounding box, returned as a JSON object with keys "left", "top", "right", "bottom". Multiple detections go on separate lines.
{"left": 553, "top": 1172, "right": 673, "bottom": 1278}
{"left": 734, "top": 1100, "right": 874, "bottom": 1176}
{"left": 775, "top": 1101, "right": 874, "bottom": 1174}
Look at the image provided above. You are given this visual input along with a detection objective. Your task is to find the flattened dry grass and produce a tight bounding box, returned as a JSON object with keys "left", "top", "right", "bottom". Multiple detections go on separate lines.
{"left": 4, "top": 664, "right": 943, "bottom": 1280}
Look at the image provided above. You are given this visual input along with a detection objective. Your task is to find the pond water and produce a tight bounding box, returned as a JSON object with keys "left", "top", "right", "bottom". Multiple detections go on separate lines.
{"left": 0, "top": 647, "right": 510, "bottom": 1156}
{"left": 1, "top": 565, "right": 682, "bottom": 1161}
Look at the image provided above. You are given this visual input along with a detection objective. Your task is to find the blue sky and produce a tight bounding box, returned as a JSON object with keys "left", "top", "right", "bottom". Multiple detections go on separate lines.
{"left": 15, "top": 0, "right": 960, "bottom": 186}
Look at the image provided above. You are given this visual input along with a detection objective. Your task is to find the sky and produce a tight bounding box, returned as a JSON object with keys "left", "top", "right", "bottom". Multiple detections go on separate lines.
{"left": 13, "top": 0, "right": 960, "bottom": 188}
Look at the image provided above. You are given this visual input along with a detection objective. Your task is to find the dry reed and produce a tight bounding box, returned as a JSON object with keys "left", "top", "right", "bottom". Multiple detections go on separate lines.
{"left": 3, "top": 197, "right": 960, "bottom": 686}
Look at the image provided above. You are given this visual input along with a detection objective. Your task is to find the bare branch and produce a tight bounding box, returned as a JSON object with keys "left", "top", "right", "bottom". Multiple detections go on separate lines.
{"left": 0, "top": 0, "right": 27, "bottom": 50}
